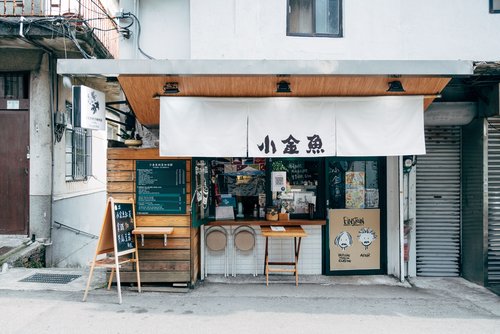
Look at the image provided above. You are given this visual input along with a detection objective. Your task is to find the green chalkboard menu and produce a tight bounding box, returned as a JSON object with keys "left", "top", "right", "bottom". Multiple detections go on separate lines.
{"left": 113, "top": 202, "right": 135, "bottom": 253}
{"left": 136, "top": 160, "right": 187, "bottom": 215}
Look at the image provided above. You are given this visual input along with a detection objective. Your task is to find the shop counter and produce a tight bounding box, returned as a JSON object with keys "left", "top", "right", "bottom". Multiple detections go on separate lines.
{"left": 206, "top": 219, "right": 326, "bottom": 227}
{"left": 203, "top": 220, "right": 324, "bottom": 277}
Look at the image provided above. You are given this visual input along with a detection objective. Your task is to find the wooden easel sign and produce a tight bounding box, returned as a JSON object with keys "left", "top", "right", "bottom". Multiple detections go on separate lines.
{"left": 83, "top": 197, "right": 141, "bottom": 304}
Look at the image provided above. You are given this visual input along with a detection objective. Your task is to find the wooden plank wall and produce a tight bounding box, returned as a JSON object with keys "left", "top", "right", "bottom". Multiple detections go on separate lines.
{"left": 107, "top": 148, "right": 199, "bottom": 285}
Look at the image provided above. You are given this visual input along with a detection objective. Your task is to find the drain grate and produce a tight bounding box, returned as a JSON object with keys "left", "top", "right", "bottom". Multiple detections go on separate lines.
{"left": 20, "top": 273, "right": 81, "bottom": 284}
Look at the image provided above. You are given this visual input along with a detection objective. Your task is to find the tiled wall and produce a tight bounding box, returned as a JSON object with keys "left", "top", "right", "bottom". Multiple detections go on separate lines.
{"left": 204, "top": 225, "right": 322, "bottom": 276}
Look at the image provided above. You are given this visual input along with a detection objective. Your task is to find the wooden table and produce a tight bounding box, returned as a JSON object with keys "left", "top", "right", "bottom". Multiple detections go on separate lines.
{"left": 132, "top": 227, "right": 174, "bottom": 247}
{"left": 260, "top": 226, "right": 307, "bottom": 286}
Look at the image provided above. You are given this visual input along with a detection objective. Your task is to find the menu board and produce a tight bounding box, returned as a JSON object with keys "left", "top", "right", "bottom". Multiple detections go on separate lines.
{"left": 271, "top": 159, "right": 318, "bottom": 186}
{"left": 136, "top": 160, "right": 186, "bottom": 214}
{"left": 113, "top": 202, "right": 135, "bottom": 253}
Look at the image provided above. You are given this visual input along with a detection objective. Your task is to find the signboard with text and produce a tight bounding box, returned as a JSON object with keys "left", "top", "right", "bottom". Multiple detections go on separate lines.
{"left": 136, "top": 160, "right": 187, "bottom": 215}
{"left": 329, "top": 209, "right": 380, "bottom": 271}
{"left": 73, "top": 85, "right": 105, "bottom": 130}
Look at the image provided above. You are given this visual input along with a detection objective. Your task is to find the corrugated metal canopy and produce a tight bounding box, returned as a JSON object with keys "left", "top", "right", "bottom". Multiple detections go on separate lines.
{"left": 57, "top": 59, "right": 473, "bottom": 127}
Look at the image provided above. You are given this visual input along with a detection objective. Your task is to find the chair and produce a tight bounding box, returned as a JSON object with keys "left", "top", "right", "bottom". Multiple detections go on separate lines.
{"left": 204, "top": 226, "right": 229, "bottom": 277}
{"left": 232, "top": 225, "right": 257, "bottom": 277}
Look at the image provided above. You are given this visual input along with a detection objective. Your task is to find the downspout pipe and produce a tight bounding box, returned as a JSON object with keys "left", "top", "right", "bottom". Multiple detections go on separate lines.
{"left": 19, "top": 16, "right": 25, "bottom": 38}
{"left": 399, "top": 156, "right": 405, "bottom": 282}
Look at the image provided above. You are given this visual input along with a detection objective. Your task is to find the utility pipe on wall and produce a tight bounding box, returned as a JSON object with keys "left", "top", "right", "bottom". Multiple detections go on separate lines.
{"left": 399, "top": 156, "right": 405, "bottom": 282}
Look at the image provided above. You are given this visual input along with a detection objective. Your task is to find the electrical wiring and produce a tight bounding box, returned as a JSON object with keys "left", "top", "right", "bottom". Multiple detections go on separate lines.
{"left": 0, "top": 10, "right": 117, "bottom": 59}
{"left": 23, "top": 16, "right": 96, "bottom": 58}
{"left": 129, "top": 12, "right": 155, "bottom": 59}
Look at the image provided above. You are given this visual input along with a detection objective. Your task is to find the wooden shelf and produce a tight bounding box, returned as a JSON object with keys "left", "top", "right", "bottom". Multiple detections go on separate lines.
{"left": 133, "top": 227, "right": 174, "bottom": 247}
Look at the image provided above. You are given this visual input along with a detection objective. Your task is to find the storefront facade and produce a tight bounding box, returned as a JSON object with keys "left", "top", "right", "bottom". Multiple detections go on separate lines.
{"left": 58, "top": 59, "right": 472, "bottom": 285}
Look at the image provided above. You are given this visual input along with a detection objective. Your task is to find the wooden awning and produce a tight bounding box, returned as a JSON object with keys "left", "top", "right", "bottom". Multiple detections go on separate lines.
{"left": 118, "top": 75, "right": 450, "bottom": 127}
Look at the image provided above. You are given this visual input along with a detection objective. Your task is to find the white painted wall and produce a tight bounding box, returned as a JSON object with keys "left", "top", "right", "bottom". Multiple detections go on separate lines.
{"left": 48, "top": 78, "right": 109, "bottom": 267}
{"left": 52, "top": 79, "right": 107, "bottom": 200}
{"left": 204, "top": 225, "right": 322, "bottom": 276}
{"left": 117, "top": 0, "right": 500, "bottom": 60}
{"left": 187, "top": 0, "right": 500, "bottom": 61}
{"left": 119, "top": 0, "right": 190, "bottom": 59}
{"left": 386, "top": 156, "right": 401, "bottom": 279}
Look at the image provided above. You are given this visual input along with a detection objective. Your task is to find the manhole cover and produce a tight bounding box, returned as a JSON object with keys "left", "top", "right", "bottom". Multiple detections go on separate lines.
{"left": 19, "top": 273, "right": 81, "bottom": 284}
{"left": 0, "top": 246, "right": 13, "bottom": 256}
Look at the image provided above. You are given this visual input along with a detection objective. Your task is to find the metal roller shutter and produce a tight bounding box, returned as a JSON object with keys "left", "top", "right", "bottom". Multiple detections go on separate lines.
{"left": 487, "top": 117, "right": 500, "bottom": 285}
{"left": 416, "top": 126, "right": 461, "bottom": 276}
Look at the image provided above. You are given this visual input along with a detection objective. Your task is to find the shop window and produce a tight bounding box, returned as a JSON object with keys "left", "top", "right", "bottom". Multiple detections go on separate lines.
{"left": 198, "top": 157, "right": 325, "bottom": 223}
{"left": 287, "top": 0, "right": 342, "bottom": 37}
{"left": 210, "top": 158, "right": 267, "bottom": 219}
{"left": 328, "top": 159, "right": 380, "bottom": 209}
{"left": 270, "top": 158, "right": 323, "bottom": 219}
{"left": 65, "top": 102, "right": 92, "bottom": 181}
{"left": 491, "top": 0, "right": 500, "bottom": 13}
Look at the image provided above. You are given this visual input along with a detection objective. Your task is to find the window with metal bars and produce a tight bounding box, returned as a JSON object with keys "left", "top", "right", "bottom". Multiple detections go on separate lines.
{"left": 0, "top": 72, "right": 29, "bottom": 99}
{"left": 65, "top": 127, "right": 92, "bottom": 181}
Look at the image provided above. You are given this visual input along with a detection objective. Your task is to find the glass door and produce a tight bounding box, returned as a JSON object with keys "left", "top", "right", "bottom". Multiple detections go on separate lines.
{"left": 323, "top": 157, "right": 386, "bottom": 275}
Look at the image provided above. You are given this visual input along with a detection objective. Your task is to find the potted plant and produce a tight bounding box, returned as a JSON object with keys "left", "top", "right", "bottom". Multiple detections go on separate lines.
{"left": 118, "top": 129, "right": 142, "bottom": 147}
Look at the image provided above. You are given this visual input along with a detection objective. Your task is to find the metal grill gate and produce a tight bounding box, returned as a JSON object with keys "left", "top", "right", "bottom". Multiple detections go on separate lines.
{"left": 487, "top": 117, "right": 500, "bottom": 285}
{"left": 416, "top": 126, "right": 461, "bottom": 276}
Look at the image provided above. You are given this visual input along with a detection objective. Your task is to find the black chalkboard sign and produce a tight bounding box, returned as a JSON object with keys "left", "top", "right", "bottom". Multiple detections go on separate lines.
{"left": 112, "top": 202, "right": 136, "bottom": 253}
{"left": 271, "top": 159, "right": 319, "bottom": 186}
{"left": 136, "top": 160, "right": 187, "bottom": 215}
{"left": 83, "top": 198, "right": 140, "bottom": 304}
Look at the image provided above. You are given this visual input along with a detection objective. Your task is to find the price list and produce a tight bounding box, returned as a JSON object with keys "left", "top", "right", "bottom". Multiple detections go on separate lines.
{"left": 136, "top": 160, "right": 187, "bottom": 214}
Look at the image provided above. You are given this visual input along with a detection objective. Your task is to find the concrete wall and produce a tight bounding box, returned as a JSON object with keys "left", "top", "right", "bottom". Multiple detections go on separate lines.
{"left": 461, "top": 118, "right": 488, "bottom": 285}
{"left": 29, "top": 54, "right": 53, "bottom": 241}
{"left": 119, "top": 0, "right": 500, "bottom": 61}
{"left": 189, "top": 0, "right": 500, "bottom": 60}
{"left": 47, "top": 191, "right": 106, "bottom": 267}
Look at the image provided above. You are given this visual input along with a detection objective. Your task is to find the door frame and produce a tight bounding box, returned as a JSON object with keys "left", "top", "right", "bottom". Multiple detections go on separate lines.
{"left": 0, "top": 98, "right": 30, "bottom": 235}
{"left": 322, "top": 157, "right": 387, "bottom": 275}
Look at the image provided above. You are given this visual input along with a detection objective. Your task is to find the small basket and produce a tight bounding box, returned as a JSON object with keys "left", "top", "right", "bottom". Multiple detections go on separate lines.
{"left": 266, "top": 213, "right": 279, "bottom": 221}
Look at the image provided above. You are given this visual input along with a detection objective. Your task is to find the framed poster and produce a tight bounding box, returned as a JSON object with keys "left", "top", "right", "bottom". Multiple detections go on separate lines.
{"left": 329, "top": 209, "right": 380, "bottom": 271}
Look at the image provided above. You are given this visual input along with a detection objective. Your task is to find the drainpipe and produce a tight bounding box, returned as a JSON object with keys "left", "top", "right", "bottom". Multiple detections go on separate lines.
{"left": 399, "top": 156, "right": 405, "bottom": 282}
{"left": 134, "top": 0, "right": 139, "bottom": 59}
{"left": 19, "top": 16, "right": 25, "bottom": 38}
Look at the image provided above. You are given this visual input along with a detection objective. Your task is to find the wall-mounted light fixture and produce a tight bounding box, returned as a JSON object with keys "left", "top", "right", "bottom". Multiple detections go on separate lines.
{"left": 387, "top": 80, "right": 405, "bottom": 93}
{"left": 276, "top": 80, "right": 291, "bottom": 93}
{"left": 163, "top": 82, "right": 180, "bottom": 94}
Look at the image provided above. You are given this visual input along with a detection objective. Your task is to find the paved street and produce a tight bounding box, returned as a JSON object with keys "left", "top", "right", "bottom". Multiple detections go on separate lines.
{"left": 0, "top": 269, "right": 498, "bottom": 334}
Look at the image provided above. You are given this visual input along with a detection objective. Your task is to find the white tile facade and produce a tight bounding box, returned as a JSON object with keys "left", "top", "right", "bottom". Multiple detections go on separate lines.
{"left": 204, "top": 225, "right": 322, "bottom": 276}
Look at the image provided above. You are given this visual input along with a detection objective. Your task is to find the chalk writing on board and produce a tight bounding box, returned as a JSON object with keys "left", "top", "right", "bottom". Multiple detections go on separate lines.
{"left": 272, "top": 160, "right": 317, "bottom": 186}
{"left": 136, "top": 160, "right": 187, "bottom": 215}
{"left": 114, "top": 203, "right": 135, "bottom": 252}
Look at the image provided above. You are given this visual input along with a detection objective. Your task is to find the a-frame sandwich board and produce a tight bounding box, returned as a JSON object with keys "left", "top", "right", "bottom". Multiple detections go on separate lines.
{"left": 83, "top": 197, "right": 141, "bottom": 304}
